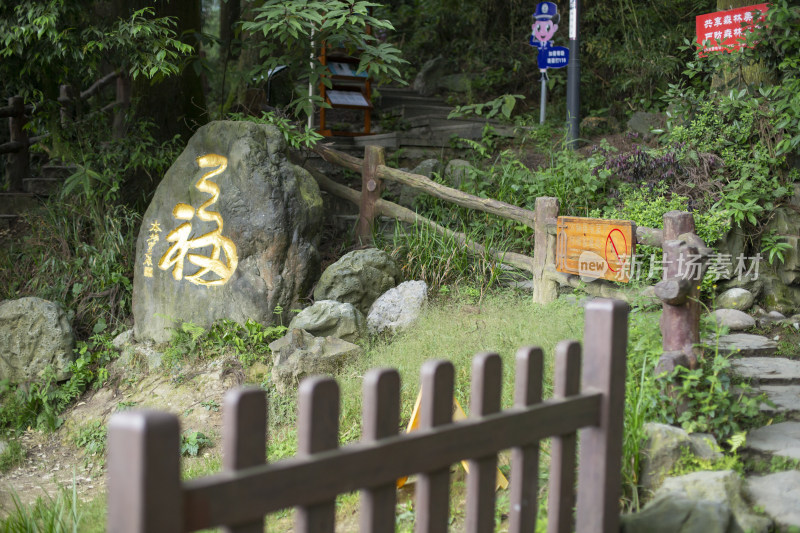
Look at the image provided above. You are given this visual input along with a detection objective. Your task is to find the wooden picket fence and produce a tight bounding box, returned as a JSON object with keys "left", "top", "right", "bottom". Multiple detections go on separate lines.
{"left": 306, "top": 144, "right": 710, "bottom": 375}
{"left": 107, "top": 299, "right": 628, "bottom": 532}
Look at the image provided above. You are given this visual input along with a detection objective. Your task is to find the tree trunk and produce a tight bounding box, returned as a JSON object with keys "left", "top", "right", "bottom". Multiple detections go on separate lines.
{"left": 220, "top": 0, "right": 241, "bottom": 60}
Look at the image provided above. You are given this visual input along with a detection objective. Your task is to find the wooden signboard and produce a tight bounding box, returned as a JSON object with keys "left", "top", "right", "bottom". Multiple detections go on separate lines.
{"left": 555, "top": 217, "right": 636, "bottom": 283}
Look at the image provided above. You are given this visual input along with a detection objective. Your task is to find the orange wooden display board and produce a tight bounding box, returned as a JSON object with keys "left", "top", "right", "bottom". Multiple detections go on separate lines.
{"left": 555, "top": 217, "right": 636, "bottom": 283}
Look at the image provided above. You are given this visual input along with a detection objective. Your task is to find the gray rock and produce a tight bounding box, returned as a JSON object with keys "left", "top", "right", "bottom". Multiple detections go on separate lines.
{"left": 712, "top": 309, "right": 755, "bottom": 331}
{"left": 764, "top": 208, "right": 800, "bottom": 287}
{"left": 314, "top": 248, "right": 399, "bottom": 315}
{"left": 133, "top": 121, "right": 323, "bottom": 342}
{"left": 621, "top": 494, "right": 733, "bottom": 533}
{"left": 745, "top": 471, "right": 800, "bottom": 531}
{"left": 655, "top": 470, "right": 771, "bottom": 533}
{"left": 367, "top": 280, "right": 428, "bottom": 335}
{"left": 438, "top": 73, "right": 472, "bottom": 92}
{"left": 761, "top": 273, "right": 800, "bottom": 315}
{"left": 288, "top": 300, "right": 365, "bottom": 343}
{"left": 714, "top": 334, "right": 777, "bottom": 357}
{"left": 0, "top": 297, "right": 75, "bottom": 381}
{"left": 688, "top": 433, "right": 723, "bottom": 462}
{"left": 0, "top": 439, "right": 6, "bottom": 456}
{"left": 640, "top": 423, "right": 693, "bottom": 493}
{"left": 443, "top": 159, "right": 473, "bottom": 189}
{"left": 413, "top": 56, "right": 446, "bottom": 97}
{"left": 112, "top": 329, "right": 134, "bottom": 350}
{"left": 716, "top": 288, "right": 755, "bottom": 311}
{"left": 731, "top": 357, "right": 800, "bottom": 384}
{"left": 627, "top": 111, "right": 666, "bottom": 140}
{"left": 410, "top": 159, "right": 442, "bottom": 178}
{"left": 269, "top": 329, "right": 362, "bottom": 393}
{"left": 749, "top": 384, "right": 800, "bottom": 415}
{"left": 747, "top": 421, "right": 800, "bottom": 460}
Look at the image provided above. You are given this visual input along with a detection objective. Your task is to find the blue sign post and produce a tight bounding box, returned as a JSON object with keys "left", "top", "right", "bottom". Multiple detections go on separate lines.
{"left": 529, "top": 2, "right": 570, "bottom": 124}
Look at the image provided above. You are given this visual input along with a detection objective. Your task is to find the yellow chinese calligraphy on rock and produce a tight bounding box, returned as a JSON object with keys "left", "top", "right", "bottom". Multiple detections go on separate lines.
{"left": 158, "top": 154, "right": 239, "bottom": 286}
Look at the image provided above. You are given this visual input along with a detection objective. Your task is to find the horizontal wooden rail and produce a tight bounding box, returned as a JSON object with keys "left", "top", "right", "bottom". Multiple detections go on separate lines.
{"left": 314, "top": 144, "right": 537, "bottom": 230}
{"left": 302, "top": 161, "right": 536, "bottom": 273}
{"left": 0, "top": 141, "right": 25, "bottom": 155}
{"left": 182, "top": 393, "right": 601, "bottom": 530}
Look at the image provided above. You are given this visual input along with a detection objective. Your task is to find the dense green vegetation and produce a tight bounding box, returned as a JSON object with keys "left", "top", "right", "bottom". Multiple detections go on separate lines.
{"left": 1, "top": 0, "right": 800, "bottom": 528}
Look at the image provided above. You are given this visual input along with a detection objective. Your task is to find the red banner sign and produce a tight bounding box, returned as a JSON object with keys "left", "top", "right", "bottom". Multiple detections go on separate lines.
{"left": 695, "top": 3, "right": 768, "bottom": 54}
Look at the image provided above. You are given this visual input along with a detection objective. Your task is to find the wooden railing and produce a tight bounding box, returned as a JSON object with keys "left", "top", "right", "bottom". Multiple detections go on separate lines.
{"left": 1, "top": 72, "right": 128, "bottom": 191}
{"left": 107, "top": 299, "right": 629, "bottom": 533}
{"left": 303, "top": 144, "right": 711, "bottom": 374}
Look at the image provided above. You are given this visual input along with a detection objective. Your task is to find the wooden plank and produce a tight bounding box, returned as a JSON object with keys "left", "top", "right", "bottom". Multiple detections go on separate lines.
{"left": 375, "top": 164, "right": 537, "bottom": 229}
{"left": 509, "top": 347, "right": 544, "bottom": 533}
{"left": 182, "top": 393, "right": 602, "bottom": 530}
{"left": 357, "top": 145, "right": 385, "bottom": 246}
{"left": 575, "top": 299, "right": 629, "bottom": 533}
{"left": 107, "top": 410, "right": 182, "bottom": 532}
{"left": 416, "top": 360, "right": 454, "bottom": 533}
{"left": 555, "top": 216, "right": 636, "bottom": 283}
{"left": 360, "top": 369, "right": 401, "bottom": 533}
{"left": 222, "top": 388, "right": 267, "bottom": 533}
{"left": 295, "top": 377, "right": 340, "bottom": 533}
{"left": 547, "top": 341, "right": 582, "bottom": 533}
{"left": 466, "top": 353, "right": 502, "bottom": 533}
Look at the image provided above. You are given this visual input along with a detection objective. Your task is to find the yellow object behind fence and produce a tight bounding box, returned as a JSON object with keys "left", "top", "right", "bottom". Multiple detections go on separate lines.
{"left": 396, "top": 390, "right": 509, "bottom": 490}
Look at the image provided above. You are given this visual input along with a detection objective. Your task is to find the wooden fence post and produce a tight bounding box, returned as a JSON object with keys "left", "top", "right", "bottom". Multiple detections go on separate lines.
{"left": 222, "top": 387, "right": 267, "bottom": 533}
{"left": 357, "top": 145, "right": 385, "bottom": 246}
{"left": 533, "top": 197, "right": 559, "bottom": 304}
{"left": 7, "top": 96, "right": 27, "bottom": 192}
{"left": 657, "top": 210, "right": 702, "bottom": 373}
{"left": 547, "top": 341, "right": 582, "bottom": 533}
{"left": 107, "top": 410, "right": 183, "bottom": 533}
{"left": 574, "top": 299, "right": 628, "bottom": 533}
{"left": 508, "top": 347, "right": 544, "bottom": 533}
{"left": 59, "top": 85, "right": 75, "bottom": 127}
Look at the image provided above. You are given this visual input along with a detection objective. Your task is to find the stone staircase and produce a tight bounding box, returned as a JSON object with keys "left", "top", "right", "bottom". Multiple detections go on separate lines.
{"left": 323, "top": 87, "right": 514, "bottom": 156}
{"left": 0, "top": 160, "right": 71, "bottom": 225}
{"left": 714, "top": 320, "right": 800, "bottom": 530}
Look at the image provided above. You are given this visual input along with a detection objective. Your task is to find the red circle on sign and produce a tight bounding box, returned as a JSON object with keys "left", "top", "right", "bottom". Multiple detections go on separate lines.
{"left": 604, "top": 229, "right": 627, "bottom": 273}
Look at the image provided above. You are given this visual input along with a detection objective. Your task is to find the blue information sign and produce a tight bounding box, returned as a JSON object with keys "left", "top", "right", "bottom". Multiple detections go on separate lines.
{"left": 529, "top": 2, "right": 570, "bottom": 71}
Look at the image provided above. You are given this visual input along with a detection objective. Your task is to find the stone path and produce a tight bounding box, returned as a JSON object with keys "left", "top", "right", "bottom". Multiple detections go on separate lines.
{"left": 718, "top": 313, "right": 800, "bottom": 530}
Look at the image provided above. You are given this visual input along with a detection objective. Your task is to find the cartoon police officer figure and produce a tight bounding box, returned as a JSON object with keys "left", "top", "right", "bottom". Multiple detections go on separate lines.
{"left": 529, "top": 2, "right": 569, "bottom": 72}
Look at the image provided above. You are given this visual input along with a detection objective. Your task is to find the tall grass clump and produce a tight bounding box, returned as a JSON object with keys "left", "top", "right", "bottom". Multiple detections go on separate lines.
{"left": 0, "top": 484, "right": 81, "bottom": 533}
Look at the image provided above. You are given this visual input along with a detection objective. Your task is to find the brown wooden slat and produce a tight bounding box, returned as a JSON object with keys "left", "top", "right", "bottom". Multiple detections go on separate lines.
{"left": 182, "top": 393, "right": 601, "bottom": 531}
{"left": 107, "top": 410, "right": 182, "bottom": 532}
{"left": 466, "top": 353, "right": 503, "bottom": 533}
{"left": 222, "top": 387, "right": 267, "bottom": 533}
{"left": 547, "top": 341, "right": 582, "bottom": 533}
{"left": 0, "top": 141, "right": 24, "bottom": 155}
{"left": 359, "top": 369, "right": 401, "bottom": 533}
{"left": 416, "top": 360, "right": 455, "bottom": 533}
{"left": 575, "top": 299, "right": 628, "bottom": 533}
{"left": 508, "top": 347, "right": 544, "bottom": 533}
{"left": 296, "top": 377, "right": 340, "bottom": 533}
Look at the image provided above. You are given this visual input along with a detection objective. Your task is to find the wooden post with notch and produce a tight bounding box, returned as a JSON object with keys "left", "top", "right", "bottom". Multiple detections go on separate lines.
{"left": 357, "top": 145, "right": 384, "bottom": 246}
{"left": 657, "top": 210, "right": 702, "bottom": 373}
{"left": 533, "top": 197, "right": 559, "bottom": 304}
{"left": 7, "top": 96, "right": 27, "bottom": 192}
{"left": 113, "top": 75, "right": 131, "bottom": 139}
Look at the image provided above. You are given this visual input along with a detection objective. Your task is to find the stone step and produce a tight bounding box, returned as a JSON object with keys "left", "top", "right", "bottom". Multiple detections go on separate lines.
{"left": 403, "top": 114, "right": 503, "bottom": 129}
{"left": 745, "top": 471, "right": 800, "bottom": 531}
{"left": 750, "top": 384, "right": 800, "bottom": 417}
{"left": 381, "top": 104, "right": 454, "bottom": 120}
{"left": 731, "top": 357, "right": 800, "bottom": 385}
{"left": 374, "top": 87, "right": 445, "bottom": 109}
{"left": 24, "top": 177, "right": 62, "bottom": 196}
{"left": 747, "top": 421, "right": 800, "bottom": 460}
{"left": 0, "top": 192, "right": 39, "bottom": 216}
{"left": 711, "top": 333, "right": 778, "bottom": 357}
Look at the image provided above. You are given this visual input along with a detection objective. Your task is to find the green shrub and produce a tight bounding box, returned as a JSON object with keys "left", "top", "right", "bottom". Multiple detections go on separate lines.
{"left": 0, "top": 439, "right": 25, "bottom": 473}
{"left": 180, "top": 430, "right": 213, "bottom": 457}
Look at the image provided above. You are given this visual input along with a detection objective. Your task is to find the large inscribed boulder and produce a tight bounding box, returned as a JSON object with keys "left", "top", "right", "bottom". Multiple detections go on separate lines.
{"left": 133, "top": 121, "right": 323, "bottom": 342}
